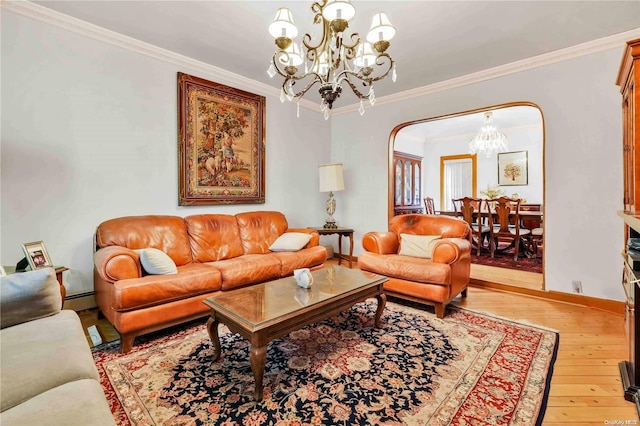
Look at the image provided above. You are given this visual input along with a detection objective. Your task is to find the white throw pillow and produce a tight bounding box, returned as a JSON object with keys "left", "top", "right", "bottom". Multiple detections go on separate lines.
{"left": 398, "top": 234, "right": 442, "bottom": 259}
{"left": 269, "top": 232, "right": 312, "bottom": 252}
{"left": 135, "top": 248, "right": 178, "bottom": 275}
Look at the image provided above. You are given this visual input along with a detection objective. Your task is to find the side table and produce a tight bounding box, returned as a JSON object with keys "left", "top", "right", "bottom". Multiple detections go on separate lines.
{"left": 3, "top": 265, "right": 68, "bottom": 308}
{"left": 309, "top": 227, "right": 354, "bottom": 268}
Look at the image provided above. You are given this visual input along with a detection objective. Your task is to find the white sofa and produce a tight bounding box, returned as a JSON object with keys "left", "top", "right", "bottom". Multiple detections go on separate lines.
{"left": 0, "top": 268, "right": 115, "bottom": 425}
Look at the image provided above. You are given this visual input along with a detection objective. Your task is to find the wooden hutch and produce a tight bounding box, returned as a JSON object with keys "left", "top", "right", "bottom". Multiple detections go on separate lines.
{"left": 617, "top": 37, "right": 640, "bottom": 416}
{"left": 393, "top": 151, "right": 423, "bottom": 216}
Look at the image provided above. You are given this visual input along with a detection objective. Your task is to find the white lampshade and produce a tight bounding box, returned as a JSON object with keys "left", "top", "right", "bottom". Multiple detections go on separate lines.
{"left": 269, "top": 7, "right": 299, "bottom": 39}
{"left": 353, "top": 42, "right": 377, "bottom": 68}
{"left": 366, "top": 12, "right": 396, "bottom": 43}
{"left": 322, "top": 0, "right": 356, "bottom": 22}
{"left": 279, "top": 42, "right": 304, "bottom": 66}
{"left": 319, "top": 163, "right": 345, "bottom": 192}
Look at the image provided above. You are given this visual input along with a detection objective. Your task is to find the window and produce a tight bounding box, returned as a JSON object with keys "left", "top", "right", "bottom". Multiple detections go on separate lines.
{"left": 440, "top": 154, "right": 477, "bottom": 211}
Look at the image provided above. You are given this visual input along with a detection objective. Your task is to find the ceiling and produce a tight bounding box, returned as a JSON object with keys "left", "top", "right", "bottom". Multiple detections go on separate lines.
{"left": 32, "top": 0, "right": 640, "bottom": 107}
{"left": 398, "top": 104, "right": 543, "bottom": 143}
{"left": 25, "top": 1, "right": 639, "bottom": 139}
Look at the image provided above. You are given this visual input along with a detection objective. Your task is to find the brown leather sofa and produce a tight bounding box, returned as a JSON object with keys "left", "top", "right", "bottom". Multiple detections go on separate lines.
{"left": 93, "top": 211, "right": 326, "bottom": 352}
{"left": 358, "top": 214, "right": 471, "bottom": 318}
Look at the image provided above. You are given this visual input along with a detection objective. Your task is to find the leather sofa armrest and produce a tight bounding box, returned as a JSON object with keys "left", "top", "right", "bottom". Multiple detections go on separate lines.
{"left": 432, "top": 238, "right": 471, "bottom": 264}
{"left": 286, "top": 228, "right": 320, "bottom": 247}
{"left": 362, "top": 232, "right": 399, "bottom": 254}
{"left": 94, "top": 246, "right": 142, "bottom": 283}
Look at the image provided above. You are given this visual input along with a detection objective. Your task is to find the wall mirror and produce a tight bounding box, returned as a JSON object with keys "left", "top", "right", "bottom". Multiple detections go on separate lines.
{"left": 388, "top": 102, "right": 545, "bottom": 288}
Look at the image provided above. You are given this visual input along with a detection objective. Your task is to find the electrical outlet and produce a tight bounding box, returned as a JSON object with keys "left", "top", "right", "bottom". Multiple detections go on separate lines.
{"left": 87, "top": 325, "right": 102, "bottom": 346}
{"left": 572, "top": 280, "right": 582, "bottom": 294}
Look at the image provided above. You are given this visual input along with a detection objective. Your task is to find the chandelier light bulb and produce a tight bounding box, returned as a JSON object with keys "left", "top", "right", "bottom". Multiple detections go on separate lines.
{"left": 269, "top": 8, "right": 298, "bottom": 40}
{"left": 322, "top": 0, "right": 356, "bottom": 22}
{"left": 367, "top": 13, "right": 396, "bottom": 43}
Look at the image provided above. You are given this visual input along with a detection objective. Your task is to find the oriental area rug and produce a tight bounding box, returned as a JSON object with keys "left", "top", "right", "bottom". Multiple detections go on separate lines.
{"left": 471, "top": 246, "right": 543, "bottom": 274}
{"left": 92, "top": 301, "right": 558, "bottom": 425}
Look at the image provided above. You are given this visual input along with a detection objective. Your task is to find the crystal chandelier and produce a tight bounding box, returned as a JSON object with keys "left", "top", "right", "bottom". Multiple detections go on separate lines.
{"left": 469, "top": 111, "right": 508, "bottom": 157}
{"left": 267, "top": 0, "right": 397, "bottom": 119}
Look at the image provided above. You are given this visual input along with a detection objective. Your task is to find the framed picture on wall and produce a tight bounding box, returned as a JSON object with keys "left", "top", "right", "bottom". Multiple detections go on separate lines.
{"left": 22, "top": 241, "right": 53, "bottom": 270}
{"left": 177, "top": 72, "right": 266, "bottom": 205}
{"left": 498, "top": 151, "right": 528, "bottom": 186}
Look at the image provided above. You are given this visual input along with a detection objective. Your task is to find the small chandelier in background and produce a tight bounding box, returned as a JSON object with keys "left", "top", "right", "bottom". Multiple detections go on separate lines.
{"left": 267, "top": 0, "right": 397, "bottom": 119}
{"left": 469, "top": 111, "right": 508, "bottom": 157}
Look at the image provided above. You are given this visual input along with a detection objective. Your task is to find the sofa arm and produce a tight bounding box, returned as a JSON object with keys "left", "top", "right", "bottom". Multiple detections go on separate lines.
{"left": 432, "top": 238, "right": 472, "bottom": 264}
{"left": 0, "top": 268, "right": 61, "bottom": 329}
{"left": 94, "top": 246, "right": 142, "bottom": 283}
{"left": 362, "top": 232, "right": 399, "bottom": 255}
{"left": 286, "top": 228, "right": 320, "bottom": 247}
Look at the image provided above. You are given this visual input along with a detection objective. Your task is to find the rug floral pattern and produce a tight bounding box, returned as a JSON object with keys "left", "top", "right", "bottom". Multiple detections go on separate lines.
{"left": 93, "top": 302, "right": 558, "bottom": 425}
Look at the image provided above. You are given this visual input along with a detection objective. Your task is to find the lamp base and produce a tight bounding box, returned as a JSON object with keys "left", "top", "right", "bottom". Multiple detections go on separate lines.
{"left": 323, "top": 220, "right": 338, "bottom": 229}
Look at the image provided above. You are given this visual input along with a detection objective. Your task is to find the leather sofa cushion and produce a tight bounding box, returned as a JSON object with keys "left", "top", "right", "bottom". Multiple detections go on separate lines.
{"left": 112, "top": 263, "right": 222, "bottom": 311}
{"left": 96, "top": 215, "right": 193, "bottom": 266}
{"left": 357, "top": 252, "right": 451, "bottom": 286}
{"left": 389, "top": 214, "right": 469, "bottom": 240}
{"left": 208, "top": 254, "right": 282, "bottom": 290}
{"left": 236, "top": 211, "right": 288, "bottom": 254}
{"left": 273, "top": 246, "right": 328, "bottom": 276}
{"left": 185, "top": 214, "right": 244, "bottom": 262}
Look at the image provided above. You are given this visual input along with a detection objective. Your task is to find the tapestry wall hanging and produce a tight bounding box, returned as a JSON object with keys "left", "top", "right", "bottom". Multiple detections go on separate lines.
{"left": 178, "top": 73, "right": 266, "bottom": 205}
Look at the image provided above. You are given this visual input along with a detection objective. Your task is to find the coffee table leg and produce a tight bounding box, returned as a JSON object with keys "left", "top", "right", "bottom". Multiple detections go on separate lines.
{"left": 206, "top": 317, "right": 221, "bottom": 361}
{"left": 375, "top": 293, "right": 387, "bottom": 328}
{"left": 250, "top": 344, "right": 267, "bottom": 401}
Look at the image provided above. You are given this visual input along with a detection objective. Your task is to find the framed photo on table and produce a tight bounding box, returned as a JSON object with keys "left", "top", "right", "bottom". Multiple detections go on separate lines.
{"left": 498, "top": 150, "right": 528, "bottom": 186}
{"left": 22, "top": 241, "right": 53, "bottom": 270}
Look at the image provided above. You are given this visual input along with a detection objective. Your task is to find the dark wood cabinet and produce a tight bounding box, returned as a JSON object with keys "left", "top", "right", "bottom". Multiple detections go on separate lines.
{"left": 393, "top": 151, "right": 422, "bottom": 216}
{"left": 618, "top": 38, "right": 640, "bottom": 417}
{"left": 618, "top": 38, "right": 640, "bottom": 212}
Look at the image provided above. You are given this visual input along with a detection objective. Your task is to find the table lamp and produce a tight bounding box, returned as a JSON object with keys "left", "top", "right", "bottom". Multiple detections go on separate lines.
{"left": 318, "top": 163, "right": 345, "bottom": 229}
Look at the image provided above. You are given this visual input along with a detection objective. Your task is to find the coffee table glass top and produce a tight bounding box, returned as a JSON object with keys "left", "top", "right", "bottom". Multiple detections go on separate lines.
{"left": 203, "top": 266, "right": 385, "bottom": 327}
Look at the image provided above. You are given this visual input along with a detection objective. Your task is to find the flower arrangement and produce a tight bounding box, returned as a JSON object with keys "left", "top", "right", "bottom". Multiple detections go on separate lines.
{"left": 479, "top": 184, "right": 505, "bottom": 199}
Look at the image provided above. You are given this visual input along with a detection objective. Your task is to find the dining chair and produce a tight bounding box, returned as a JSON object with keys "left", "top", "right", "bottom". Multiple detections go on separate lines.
{"left": 452, "top": 197, "right": 490, "bottom": 255}
{"left": 486, "top": 197, "right": 531, "bottom": 261}
{"left": 520, "top": 204, "right": 543, "bottom": 257}
{"left": 423, "top": 197, "right": 436, "bottom": 215}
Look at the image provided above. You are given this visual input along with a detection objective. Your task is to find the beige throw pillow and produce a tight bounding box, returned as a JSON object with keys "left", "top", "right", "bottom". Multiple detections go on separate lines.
{"left": 399, "top": 234, "right": 442, "bottom": 259}
{"left": 269, "top": 232, "right": 312, "bottom": 252}
{"left": 135, "top": 248, "right": 178, "bottom": 275}
{"left": 1, "top": 268, "right": 61, "bottom": 329}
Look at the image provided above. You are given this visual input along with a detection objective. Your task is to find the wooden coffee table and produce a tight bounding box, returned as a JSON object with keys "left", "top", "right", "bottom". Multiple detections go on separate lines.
{"left": 203, "top": 266, "right": 387, "bottom": 401}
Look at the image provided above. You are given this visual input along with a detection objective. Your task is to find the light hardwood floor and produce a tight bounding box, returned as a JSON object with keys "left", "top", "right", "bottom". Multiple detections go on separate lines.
{"left": 80, "top": 257, "right": 637, "bottom": 423}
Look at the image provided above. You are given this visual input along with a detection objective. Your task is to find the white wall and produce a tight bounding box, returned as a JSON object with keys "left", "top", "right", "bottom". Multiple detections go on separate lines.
{"left": 331, "top": 48, "right": 625, "bottom": 301}
{"left": 1, "top": 11, "right": 331, "bottom": 296}
{"left": 0, "top": 8, "right": 628, "bottom": 303}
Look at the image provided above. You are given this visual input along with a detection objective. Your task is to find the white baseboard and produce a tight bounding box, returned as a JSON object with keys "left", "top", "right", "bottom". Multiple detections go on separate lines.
{"left": 63, "top": 292, "right": 97, "bottom": 312}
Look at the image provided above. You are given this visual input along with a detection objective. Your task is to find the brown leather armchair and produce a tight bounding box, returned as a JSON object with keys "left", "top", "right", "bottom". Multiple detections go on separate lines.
{"left": 358, "top": 214, "right": 471, "bottom": 318}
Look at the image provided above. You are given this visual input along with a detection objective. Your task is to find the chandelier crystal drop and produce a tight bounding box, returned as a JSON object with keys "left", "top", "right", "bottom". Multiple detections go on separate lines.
{"left": 469, "top": 111, "right": 508, "bottom": 158}
{"left": 267, "top": 0, "right": 397, "bottom": 116}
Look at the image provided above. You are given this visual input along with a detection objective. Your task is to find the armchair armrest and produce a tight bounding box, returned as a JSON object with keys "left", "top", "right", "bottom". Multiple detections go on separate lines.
{"left": 286, "top": 228, "right": 320, "bottom": 247}
{"left": 362, "top": 232, "right": 399, "bottom": 255}
{"left": 94, "top": 246, "right": 142, "bottom": 283}
{"left": 432, "top": 238, "right": 472, "bottom": 264}
{"left": 0, "top": 268, "right": 61, "bottom": 329}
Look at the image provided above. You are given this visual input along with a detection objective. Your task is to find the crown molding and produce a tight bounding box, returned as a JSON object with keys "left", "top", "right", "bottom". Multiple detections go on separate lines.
{"left": 1, "top": 0, "right": 321, "bottom": 113}
{"left": 333, "top": 27, "right": 640, "bottom": 116}
{"left": 4, "top": 1, "right": 637, "bottom": 118}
